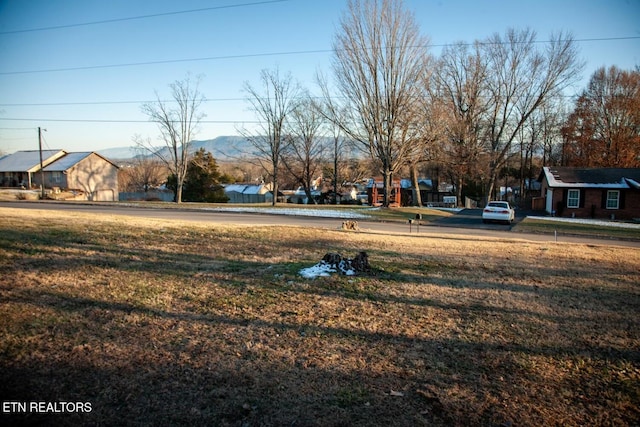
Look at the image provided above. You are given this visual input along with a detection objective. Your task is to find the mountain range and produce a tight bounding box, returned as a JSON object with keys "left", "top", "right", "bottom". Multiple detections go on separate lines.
{"left": 97, "top": 135, "right": 364, "bottom": 162}
{"left": 97, "top": 136, "right": 257, "bottom": 161}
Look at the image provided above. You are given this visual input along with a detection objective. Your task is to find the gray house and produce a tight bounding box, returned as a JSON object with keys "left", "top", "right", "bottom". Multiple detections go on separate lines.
{"left": 0, "top": 150, "right": 67, "bottom": 188}
{"left": 0, "top": 150, "right": 119, "bottom": 201}
{"left": 41, "top": 152, "right": 119, "bottom": 201}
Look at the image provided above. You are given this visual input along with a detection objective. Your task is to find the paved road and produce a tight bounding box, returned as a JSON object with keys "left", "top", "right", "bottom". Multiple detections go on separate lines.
{"left": 432, "top": 208, "right": 535, "bottom": 229}
{"left": 1, "top": 201, "right": 638, "bottom": 248}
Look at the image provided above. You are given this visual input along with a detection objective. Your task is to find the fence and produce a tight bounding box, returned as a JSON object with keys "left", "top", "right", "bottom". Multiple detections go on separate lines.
{"left": 119, "top": 191, "right": 174, "bottom": 202}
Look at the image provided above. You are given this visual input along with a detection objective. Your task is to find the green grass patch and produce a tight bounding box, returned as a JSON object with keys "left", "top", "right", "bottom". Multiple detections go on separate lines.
{"left": 514, "top": 217, "right": 640, "bottom": 240}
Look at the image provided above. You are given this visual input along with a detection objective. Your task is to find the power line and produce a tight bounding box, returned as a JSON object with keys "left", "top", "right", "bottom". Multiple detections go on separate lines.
{"left": 0, "top": 49, "right": 331, "bottom": 76}
{"left": 0, "top": 95, "right": 346, "bottom": 107}
{"left": 40, "top": 131, "right": 52, "bottom": 151}
{"left": 0, "top": 98, "right": 247, "bottom": 107}
{"left": 0, "top": 0, "right": 291, "bottom": 35}
{"left": 1, "top": 92, "right": 585, "bottom": 108}
{"left": 0, "top": 126, "right": 36, "bottom": 130}
{"left": 1, "top": 36, "right": 637, "bottom": 76}
{"left": 0, "top": 118, "right": 259, "bottom": 124}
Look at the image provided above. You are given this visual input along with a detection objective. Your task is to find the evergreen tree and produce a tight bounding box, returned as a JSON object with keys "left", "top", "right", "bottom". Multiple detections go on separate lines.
{"left": 181, "top": 148, "right": 229, "bottom": 203}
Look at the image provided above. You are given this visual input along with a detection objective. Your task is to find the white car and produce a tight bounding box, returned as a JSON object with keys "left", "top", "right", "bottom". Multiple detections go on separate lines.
{"left": 482, "top": 201, "right": 515, "bottom": 224}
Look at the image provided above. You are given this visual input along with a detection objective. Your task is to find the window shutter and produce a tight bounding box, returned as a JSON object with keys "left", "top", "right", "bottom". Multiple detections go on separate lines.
{"left": 579, "top": 189, "right": 585, "bottom": 208}
{"left": 601, "top": 190, "right": 607, "bottom": 209}
{"left": 620, "top": 190, "right": 625, "bottom": 209}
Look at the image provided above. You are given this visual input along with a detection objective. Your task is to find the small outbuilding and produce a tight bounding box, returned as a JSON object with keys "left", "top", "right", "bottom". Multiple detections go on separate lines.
{"left": 224, "top": 183, "right": 272, "bottom": 204}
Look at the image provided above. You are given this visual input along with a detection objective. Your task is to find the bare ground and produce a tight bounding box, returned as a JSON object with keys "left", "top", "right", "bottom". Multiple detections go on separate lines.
{"left": 0, "top": 208, "right": 639, "bottom": 426}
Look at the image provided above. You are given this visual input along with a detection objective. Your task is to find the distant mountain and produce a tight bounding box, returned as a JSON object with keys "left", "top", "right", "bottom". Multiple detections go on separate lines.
{"left": 190, "top": 136, "right": 259, "bottom": 160}
{"left": 97, "top": 135, "right": 363, "bottom": 162}
{"left": 97, "top": 147, "right": 148, "bottom": 160}
{"left": 97, "top": 136, "right": 258, "bottom": 161}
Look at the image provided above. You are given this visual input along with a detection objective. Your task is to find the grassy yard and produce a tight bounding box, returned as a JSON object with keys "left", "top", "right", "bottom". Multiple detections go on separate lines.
{"left": 0, "top": 208, "right": 639, "bottom": 426}
{"left": 514, "top": 217, "right": 640, "bottom": 241}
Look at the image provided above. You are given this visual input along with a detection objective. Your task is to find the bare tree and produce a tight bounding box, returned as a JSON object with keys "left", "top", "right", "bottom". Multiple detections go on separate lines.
{"left": 240, "top": 68, "right": 301, "bottom": 206}
{"left": 328, "top": 122, "right": 350, "bottom": 204}
{"left": 536, "top": 99, "right": 567, "bottom": 167}
{"left": 281, "top": 95, "right": 328, "bottom": 204}
{"left": 562, "top": 66, "right": 640, "bottom": 167}
{"left": 139, "top": 75, "right": 205, "bottom": 203}
{"left": 315, "top": 73, "right": 354, "bottom": 204}
{"left": 514, "top": 96, "right": 565, "bottom": 202}
{"left": 433, "top": 41, "right": 489, "bottom": 206}
{"left": 119, "top": 151, "right": 167, "bottom": 193}
{"left": 330, "top": 0, "right": 430, "bottom": 206}
{"left": 481, "top": 28, "right": 583, "bottom": 200}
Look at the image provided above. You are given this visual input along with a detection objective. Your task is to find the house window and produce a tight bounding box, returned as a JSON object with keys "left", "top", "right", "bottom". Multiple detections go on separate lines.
{"left": 567, "top": 189, "right": 580, "bottom": 208}
{"left": 606, "top": 190, "right": 620, "bottom": 209}
{"left": 52, "top": 172, "right": 62, "bottom": 184}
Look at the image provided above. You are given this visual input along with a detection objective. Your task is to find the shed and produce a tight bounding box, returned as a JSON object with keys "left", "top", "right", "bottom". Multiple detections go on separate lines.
{"left": 224, "top": 183, "right": 272, "bottom": 204}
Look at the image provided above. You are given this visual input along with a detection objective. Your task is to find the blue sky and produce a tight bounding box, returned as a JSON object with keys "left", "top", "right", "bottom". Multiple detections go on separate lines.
{"left": 0, "top": 0, "right": 639, "bottom": 153}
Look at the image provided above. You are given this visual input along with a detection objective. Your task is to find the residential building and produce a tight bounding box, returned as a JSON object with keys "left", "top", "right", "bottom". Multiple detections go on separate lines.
{"left": 538, "top": 167, "right": 640, "bottom": 220}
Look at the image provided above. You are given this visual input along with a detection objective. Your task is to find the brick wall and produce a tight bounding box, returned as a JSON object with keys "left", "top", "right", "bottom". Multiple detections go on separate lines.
{"left": 553, "top": 188, "right": 640, "bottom": 220}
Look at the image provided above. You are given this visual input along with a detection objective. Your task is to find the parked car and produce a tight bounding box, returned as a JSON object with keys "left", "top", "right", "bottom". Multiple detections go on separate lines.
{"left": 482, "top": 201, "right": 515, "bottom": 224}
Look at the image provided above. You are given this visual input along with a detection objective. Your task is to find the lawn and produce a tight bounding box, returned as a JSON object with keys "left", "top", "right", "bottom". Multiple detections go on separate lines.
{"left": 0, "top": 207, "right": 639, "bottom": 426}
{"left": 514, "top": 217, "right": 640, "bottom": 241}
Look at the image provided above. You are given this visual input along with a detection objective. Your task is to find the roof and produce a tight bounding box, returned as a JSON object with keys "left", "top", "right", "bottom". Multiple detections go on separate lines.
{"left": 540, "top": 167, "right": 640, "bottom": 189}
{"left": 224, "top": 184, "right": 268, "bottom": 195}
{"left": 366, "top": 178, "right": 432, "bottom": 189}
{"left": 0, "top": 150, "right": 66, "bottom": 172}
{"left": 42, "top": 152, "right": 92, "bottom": 171}
{"left": 400, "top": 179, "right": 433, "bottom": 190}
{"left": 42, "top": 152, "right": 119, "bottom": 171}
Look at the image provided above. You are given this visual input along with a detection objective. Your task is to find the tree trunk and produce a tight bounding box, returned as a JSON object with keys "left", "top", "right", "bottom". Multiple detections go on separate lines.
{"left": 410, "top": 163, "right": 422, "bottom": 207}
{"left": 456, "top": 176, "right": 464, "bottom": 208}
{"left": 333, "top": 137, "right": 339, "bottom": 204}
{"left": 271, "top": 174, "right": 278, "bottom": 206}
{"left": 382, "top": 166, "right": 392, "bottom": 208}
{"left": 486, "top": 173, "right": 497, "bottom": 202}
{"left": 304, "top": 188, "right": 316, "bottom": 204}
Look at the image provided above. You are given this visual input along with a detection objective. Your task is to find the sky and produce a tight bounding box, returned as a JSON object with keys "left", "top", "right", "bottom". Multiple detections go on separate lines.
{"left": 0, "top": 0, "right": 639, "bottom": 154}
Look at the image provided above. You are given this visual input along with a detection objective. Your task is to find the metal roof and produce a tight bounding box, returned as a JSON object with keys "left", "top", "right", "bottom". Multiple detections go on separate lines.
{"left": 0, "top": 150, "right": 66, "bottom": 172}
{"left": 224, "top": 184, "right": 269, "bottom": 195}
{"left": 42, "top": 152, "right": 92, "bottom": 171}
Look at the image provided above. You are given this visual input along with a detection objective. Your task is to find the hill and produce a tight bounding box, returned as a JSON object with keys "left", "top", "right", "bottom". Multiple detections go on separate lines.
{"left": 97, "top": 136, "right": 257, "bottom": 161}
{"left": 97, "top": 135, "right": 364, "bottom": 162}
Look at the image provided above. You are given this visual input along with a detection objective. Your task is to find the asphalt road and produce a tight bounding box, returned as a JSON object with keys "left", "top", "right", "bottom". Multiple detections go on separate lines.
{"left": 431, "top": 208, "right": 534, "bottom": 228}
{"left": 1, "top": 201, "right": 638, "bottom": 248}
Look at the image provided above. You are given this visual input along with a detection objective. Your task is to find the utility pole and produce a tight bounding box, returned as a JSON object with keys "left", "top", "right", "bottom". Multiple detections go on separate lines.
{"left": 38, "top": 127, "right": 45, "bottom": 199}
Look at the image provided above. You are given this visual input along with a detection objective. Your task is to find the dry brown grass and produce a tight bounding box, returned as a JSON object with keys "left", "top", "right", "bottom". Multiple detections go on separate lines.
{"left": 1, "top": 207, "right": 639, "bottom": 426}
